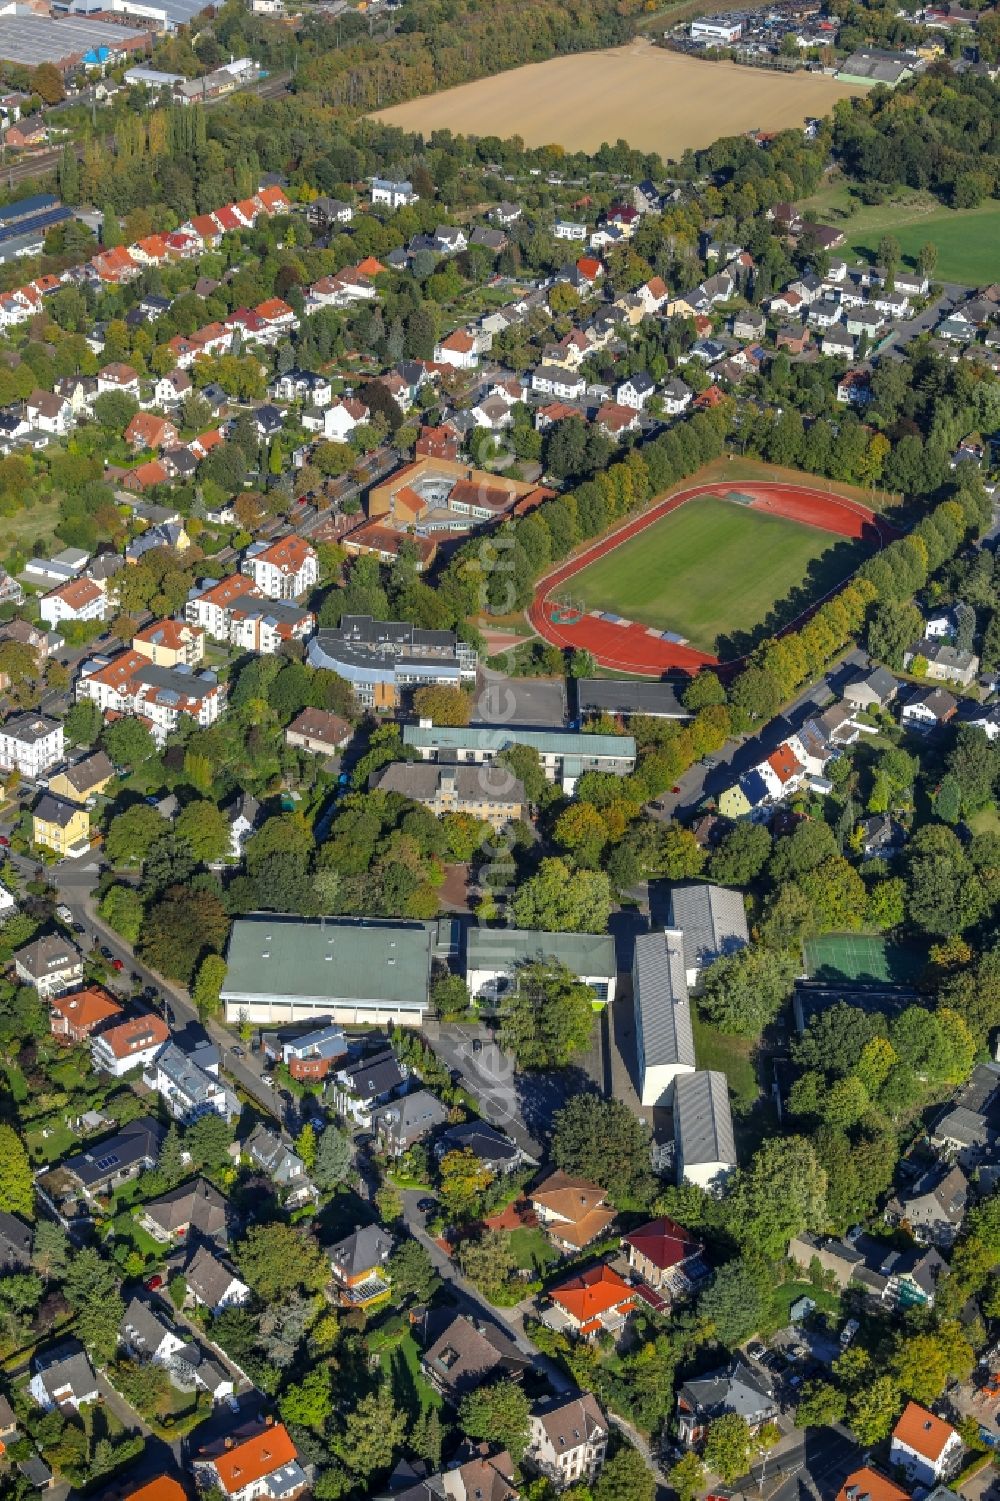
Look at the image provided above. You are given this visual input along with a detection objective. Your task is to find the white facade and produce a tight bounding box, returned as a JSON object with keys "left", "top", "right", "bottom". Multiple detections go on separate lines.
{"left": 553, "top": 221, "right": 587, "bottom": 241}
{"left": 144, "top": 1042, "right": 241, "bottom": 1124}
{"left": 371, "top": 179, "right": 418, "bottom": 208}
{"left": 91, "top": 1020, "right": 168, "bottom": 1077}
{"left": 0, "top": 715, "right": 64, "bottom": 778}
{"left": 691, "top": 16, "right": 742, "bottom": 40}
{"left": 248, "top": 540, "right": 318, "bottom": 600}
{"left": 890, "top": 1427, "right": 962, "bottom": 1486}
{"left": 39, "top": 579, "right": 108, "bottom": 628}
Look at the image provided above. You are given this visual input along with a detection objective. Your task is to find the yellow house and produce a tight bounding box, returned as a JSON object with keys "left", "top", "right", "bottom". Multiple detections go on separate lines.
{"left": 33, "top": 793, "right": 90, "bottom": 857}
{"left": 132, "top": 619, "right": 205, "bottom": 668}
{"left": 666, "top": 294, "right": 699, "bottom": 318}
{"left": 48, "top": 750, "right": 115, "bottom": 806}
{"left": 718, "top": 783, "right": 752, "bottom": 820}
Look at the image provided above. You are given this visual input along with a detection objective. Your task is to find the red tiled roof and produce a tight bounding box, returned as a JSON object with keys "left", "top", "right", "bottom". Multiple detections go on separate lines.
{"left": 623, "top": 1216, "right": 701, "bottom": 1271}
{"left": 212, "top": 1425, "right": 298, "bottom": 1495}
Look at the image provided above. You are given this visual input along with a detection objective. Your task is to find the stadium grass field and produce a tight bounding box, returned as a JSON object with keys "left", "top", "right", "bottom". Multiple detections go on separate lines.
{"left": 568, "top": 496, "right": 845, "bottom": 655}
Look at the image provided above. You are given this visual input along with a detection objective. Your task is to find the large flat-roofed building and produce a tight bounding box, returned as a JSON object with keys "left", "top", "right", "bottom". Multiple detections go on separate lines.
{"left": 372, "top": 761, "right": 527, "bottom": 829}
{"left": 402, "top": 723, "right": 636, "bottom": 794}
{"left": 308, "top": 614, "right": 477, "bottom": 710}
{"left": 69, "top": 0, "right": 214, "bottom": 33}
{"left": 575, "top": 678, "right": 691, "bottom": 722}
{"left": 220, "top": 915, "right": 433, "bottom": 1026}
{"left": 0, "top": 14, "right": 150, "bottom": 69}
{"left": 466, "top": 927, "right": 617, "bottom": 1006}
{"left": 632, "top": 928, "right": 696, "bottom": 1107}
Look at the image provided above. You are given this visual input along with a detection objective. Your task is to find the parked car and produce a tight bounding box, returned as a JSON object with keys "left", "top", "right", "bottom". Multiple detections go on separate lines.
{"left": 55, "top": 903, "right": 72, "bottom": 923}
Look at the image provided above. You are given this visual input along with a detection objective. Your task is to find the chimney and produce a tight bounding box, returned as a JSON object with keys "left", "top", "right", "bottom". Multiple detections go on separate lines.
{"left": 224, "top": 1437, "right": 234, "bottom": 1449}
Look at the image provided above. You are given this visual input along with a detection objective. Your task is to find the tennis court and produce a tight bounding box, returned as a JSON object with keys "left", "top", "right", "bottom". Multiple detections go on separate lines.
{"left": 803, "top": 933, "right": 924, "bottom": 986}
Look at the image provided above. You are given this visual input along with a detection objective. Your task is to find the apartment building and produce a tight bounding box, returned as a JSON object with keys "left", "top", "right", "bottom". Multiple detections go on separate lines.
{"left": 39, "top": 575, "right": 108, "bottom": 628}
{"left": 132, "top": 619, "right": 206, "bottom": 668}
{"left": 76, "top": 650, "right": 223, "bottom": 743}
{"left": 0, "top": 713, "right": 63, "bottom": 779}
{"left": 186, "top": 574, "right": 261, "bottom": 639}
{"left": 91, "top": 1013, "right": 170, "bottom": 1076}
{"left": 143, "top": 1042, "right": 241, "bottom": 1124}
{"left": 246, "top": 536, "right": 318, "bottom": 599}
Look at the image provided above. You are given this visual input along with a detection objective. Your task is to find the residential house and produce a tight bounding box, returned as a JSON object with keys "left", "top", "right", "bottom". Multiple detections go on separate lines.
{"left": 77, "top": 649, "right": 223, "bottom": 744}
{"left": 890, "top": 1404, "right": 962, "bottom": 1486}
{"left": 901, "top": 686, "right": 958, "bottom": 728}
{"left": 26, "top": 390, "right": 73, "bottom": 436}
{"left": 91, "top": 1014, "right": 169, "bottom": 1076}
{"left": 284, "top": 707, "right": 353, "bottom": 758}
{"left": 245, "top": 1123, "right": 315, "bottom": 1204}
{"left": 905, "top": 639, "right": 979, "bottom": 687}
{"left": 0, "top": 1210, "right": 32, "bottom": 1270}
{"left": 125, "top": 413, "right": 178, "bottom": 451}
{"left": 180, "top": 1242, "right": 250, "bottom": 1314}
{"left": 422, "top": 1314, "right": 529, "bottom": 1399}
{"left": 48, "top": 751, "right": 114, "bottom": 806}
{"left": 788, "top": 1231, "right": 947, "bottom": 1309}
{"left": 265, "top": 1023, "right": 347, "bottom": 1082}
{"left": 49, "top": 986, "right": 121, "bottom": 1044}
{"left": 661, "top": 378, "right": 692, "bottom": 415}
{"left": 434, "top": 1120, "right": 523, "bottom": 1176}
{"left": 193, "top": 1423, "right": 307, "bottom": 1501}
{"left": 246, "top": 537, "right": 318, "bottom": 600}
{"left": 526, "top": 1393, "right": 608, "bottom": 1490}
{"left": 0, "top": 714, "right": 63, "bottom": 779}
{"left": 144, "top": 1042, "right": 241, "bottom": 1124}
{"left": 616, "top": 373, "right": 654, "bottom": 410}
{"left": 372, "top": 179, "right": 418, "bottom": 208}
{"left": 529, "top": 1170, "right": 616, "bottom": 1253}
{"left": 331, "top": 1049, "right": 408, "bottom": 1126}
{"left": 139, "top": 1178, "right": 230, "bottom": 1246}
{"left": 544, "top": 1265, "right": 634, "bottom": 1340}
{"left": 860, "top": 814, "right": 906, "bottom": 859}
{"left": 666, "top": 883, "right": 749, "bottom": 988}
{"left": 120, "top": 1296, "right": 187, "bottom": 1366}
{"left": 622, "top": 1217, "right": 707, "bottom": 1305}
{"left": 32, "top": 794, "right": 90, "bottom": 858}
{"left": 29, "top": 1343, "right": 98, "bottom": 1413}
{"left": 97, "top": 363, "right": 141, "bottom": 399}
{"left": 39, "top": 575, "right": 107, "bottom": 628}
{"left": 372, "top": 1088, "right": 449, "bottom": 1157}
{"left": 835, "top": 1471, "right": 910, "bottom": 1501}
{"left": 434, "top": 330, "right": 479, "bottom": 369}
{"left": 757, "top": 742, "right": 806, "bottom": 801}
{"left": 673, "top": 1070, "right": 737, "bottom": 1190}
{"left": 14, "top": 935, "right": 83, "bottom": 999}
{"left": 273, "top": 369, "right": 333, "bottom": 406}
{"left": 132, "top": 619, "right": 205, "bottom": 668}
{"left": 885, "top": 1164, "right": 968, "bottom": 1247}
{"left": 843, "top": 667, "right": 899, "bottom": 713}
{"left": 676, "top": 1358, "right": 777, "bottom": 1446}
{"left": 61, "top": 1116, "right": 165, "bottom": 1200}
{"left": 329, "top": 1224, "right": 394, "bottom": 1306}
{"left": 632, "top": 927, "right": 695, "bottom": 1107}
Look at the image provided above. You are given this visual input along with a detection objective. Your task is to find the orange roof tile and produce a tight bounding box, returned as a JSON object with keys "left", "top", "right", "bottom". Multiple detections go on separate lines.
{"left": 836, "top": 1469, "right": 911, "bottom": 1501}
{"left": 212, "top": 1425, "right": 298, "bottom": 1495}
{"left": 766, "top": 743, "right": 802, "bottom": 784}
{"left": 257, "top": 536, "right": 313, "bottom": 575}
{"left": 892, "top": 1403, "right": 956, "bottom": 1463}
{"left": 550, "top": 1264, "right": 634, "bottom": 1326}
{"left": 124, "top": 1480, "right": 189, "bottom": 1501}
{"left": 255, "top": 297, "right": 294, "bottom": 321}
{"left": 355, "top": 256, "right": 386, "bottom": 276}
{"left": 50, "top": 986, "right": 121, "bottom": 1030}
{"left": 99, "top": 1013, "right": 169, "bottom": 1059}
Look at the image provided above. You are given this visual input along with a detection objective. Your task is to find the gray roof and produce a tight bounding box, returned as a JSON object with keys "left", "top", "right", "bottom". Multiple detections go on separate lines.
{"left": 14, "top": 934, "right": 83, "bottom": 980}
{"left": 437, "top": 1120, "right": 520, "bottom": 1168}
{"left": 0, "top": 1210, "right": 32, "bottom": 1267}
{"left": 34, "top": 1341, "right": 95, "bottom": 1401}
{"left": 246, "top": 1123, "right": 306, "bottom": 1184}
{"left": 845, "top": 666, "right": 898, "bottom": 704}
{"left": 142, "top": 1177, "right": 229, "bottom": 1242}
{"left": 121, "top": 1295, "right": 175, "bottom": 1355}
{"left": 373, "top": 1088, "right": 449, "bottom": 1145}
{"left": 575, "top": 677, "right": 689, "bottom": 720}
{"left": 673, "top": 1070, "right": 736, "bottom": 1168}
{"left": 533, "top": 1392, "right": 607, "bottom": 1452}
{"left": 59, "top": 750, "right": 113, "bottom": 793}
{"left": 466, "top": 927, "right": 616, "bottom": 979}
{"left": 336, "top": 1049, "right": 406, "bottom": 1101}
{"left": 33, "top": 793, "right": 82, "bottom": 829}
{"left": 678, "top": 1357, "right": 775, "bottom": 1423}
{"left": 329, "top": 1223, "right": 394, "bottom": 1279}
{"left": 632, "top": 928, "right": 695, "bottom": 1071}
{"left": 667, "top": 883, "right": 749, "bottom": 974}
{"left": 183, "top": 1243, "right": 244, "bottom": 1307}
{"left": 221, "top": 917, "right": 432, "bottom": 1015}
{"left": 64, "top": 1115, "right": 164, "bottom": 1189}
{"left": 374, "top": 761, "right": 526, "bottom": 808}
{"left": 2, "top": 712, "right": 60, "bottom": 746}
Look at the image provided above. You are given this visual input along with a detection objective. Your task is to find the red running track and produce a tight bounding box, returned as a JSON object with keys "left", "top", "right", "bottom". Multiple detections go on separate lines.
{"left": 527, "top": 481, "right": 898, "bottom": 678}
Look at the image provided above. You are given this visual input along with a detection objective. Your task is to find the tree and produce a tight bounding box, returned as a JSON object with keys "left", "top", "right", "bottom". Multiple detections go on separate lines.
{"left": 175, "top": 800, "right": 232, "bottom": 863}
{"left": 102, "top": 717, "right": 156, "bottom": 770}
{"left": 334, "top": 1386, "right": 407, "bottom": 1480}
{"left": 431, "top": 971, "right": 470, "bottom": 1017}
{"left": 891, "top": 1325, "right": 973, "bottom": 1405}
{"left": 104, "top": 805, "right": 165, "bottom": 866}
{"left": 670, "top": 1452, "right": 706, "bottom": 1501}
{"left": 387, "top": 1238, "right": 438, "bottom": 1303}
{"left": 99, "top": 884, "right": 144, "bottom": 945}
{"left": 413, "top": 684, "right": 471, "bottom": 725}
{"left": 460, "top": 1380, "right": 531, "bottom": 1462}
{"left": 139, "top": 885, "right": 229, "bottom": 984}
{"left": 236, "top": 1223, "right": 330, "bottom": 1299}
{"left": 438, "top": 1148, "right": 494, "bottom": 1222}
{"left": 848, "top": 1375, "right": 901, "bottom": 1445}
{"left": 594, "top": 1447, "right": 655, "bottom": 1501}
{"left": 510, "top": 857, "right": 612, "bottom": 933}
{"left": 792, "top": 1002, "right": 887, "bottom": 1078}
{"left": 708, "top": 823, "right": 772, "bottom": 886}
{"left": 552, "top": 1095, "right": 654, "bottom": 1203}
{"left": 296, "top": 1123, "right": 317, "bottom": 1171}
{"left": 280, "top": 1366, "right": 334, "bottom": 1430}
{"left": 313, "top": 1124, "right": 353, "bottom": 1190}
{"left": 704, "top": 1414, "right": 754, "bottom": 1485}
{"left": 186, "top": 1113, "right": 232, "bottom": 1174}
{"left": 499, "top": 960, "right": 595, "bottom": 1069}
{"left": 192, "top": 954, "right": 227, "bottom": 1020}
{"left": 796, "top": 1380, "right": 846, "bottom": 1428}
{"left": 0, "top": 1126, "right": 33, "bottom": 1219}
{"left": 64, "top": 1247, "right": 123, "bottom": 1360}
{"left": 727, "top": 1138, "right": 828, "bottom": 1260}
{"left": 32, "top": 1220, "right": 69, "bottom": 1279}
{"left": 917, "top": 241, "right": 938, "bottom": 279}
{"left": 32, "top": 62, "right": 65, "bottom": 103}
{"left": 700, "top": 1259, "right": 771, "bottom": 1346}
{"left": 698, "top": 946, "right": 796, "bottom": 1037}
{"left": 458, "top": 1229, "right": 516, "bottom": 1299}
{"left": 157, "top": 1124, "right": 185, "bottom": 1184}
{"left": 64, "top": 700, "right": 103, "bottom": 747}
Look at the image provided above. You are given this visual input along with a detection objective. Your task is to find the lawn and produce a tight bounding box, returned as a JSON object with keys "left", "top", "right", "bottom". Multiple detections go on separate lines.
{"left": 767, "top": 1279, "right": 842, "bottom": 1333}
{"left": 796, "top": 180, "right": 1000, "bottom": 285}
{"left": 969, "top": 805, "right": 1000, "bottom": 837}
{"left": 507, "top": 1225, "right": 561, "bottom": 1275}
{"left": 692, "top": 1013, "right": 759, "bottom": 1111}
{"left": 570, "top": 495, "right": 851, "bottom": 656}
{"left": 0, "top": 493, "right": 64, "bottom": 559}
{"left": 379, "top": 1330, "right": 442, "bottom": 1418}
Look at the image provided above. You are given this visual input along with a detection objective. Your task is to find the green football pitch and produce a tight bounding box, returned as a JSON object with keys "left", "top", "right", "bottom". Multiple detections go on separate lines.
{"left": 569, "top": 496, "right": 850, "bottom": 656}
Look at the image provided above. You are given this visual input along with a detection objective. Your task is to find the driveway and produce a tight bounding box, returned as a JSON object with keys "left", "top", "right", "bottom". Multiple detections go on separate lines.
{"left": 882, "top": 280, "right": 970, "bottom": 357}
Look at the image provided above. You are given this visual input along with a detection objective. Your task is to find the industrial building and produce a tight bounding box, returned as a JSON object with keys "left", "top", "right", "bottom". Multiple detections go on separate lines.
{"left": 0, "top": 13, "right": 150, "bottom": 70}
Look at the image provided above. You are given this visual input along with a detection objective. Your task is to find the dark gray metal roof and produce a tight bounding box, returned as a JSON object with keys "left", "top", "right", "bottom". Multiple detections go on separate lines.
{"left": 667, "top": 883, "right": 749, "bottom": 975}
{"left": 673, "top": 1070, "right": 736, "bottom": 1167}
{"left": 632, "top": 928, "right": 695, "bottom": 1070}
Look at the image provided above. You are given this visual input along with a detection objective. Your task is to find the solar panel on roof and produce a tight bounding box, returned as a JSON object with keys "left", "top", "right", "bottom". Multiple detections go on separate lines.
{"left": 0, "top": 205, "right": 72, "bottom": 247}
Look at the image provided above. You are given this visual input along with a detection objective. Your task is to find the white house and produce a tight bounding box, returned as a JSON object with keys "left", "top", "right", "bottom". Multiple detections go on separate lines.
{"left": 527, "top": 1393, "right": 609, "bottom": 1490}
{"left": 0, "top": 713, "right": 64, "bottom": 779}
{"left": 144, "top": 1042, "right": 241, "bottom": 1124}
{"left": 193, "top": 1423, "right": 307, "bottom": 1501}
{"left": 532, "top": 364, "right": 586, "bottom": 400}
{"left": 433, "top": 329, "right": 479, "bottom": 369}
{"left": 633, "top": 928, "right": 696, "bottom": 1107}
{"left": 246, "top": 536, "right": 318, "bottom": 600}
{"left": 371, "top": 178, "right": 418, "bottom": 209}
{"left": 92, "top": 1013, "right": 170, "bottom": 1076}
{"left": 318, "top": 396, "right": 368, "bottom": 442}
{"left": 183, "top": 1243, "right": 251, "bottom": 1314}
{"left": 553, "top": 220, "right": 588, "bottom": 241}
{"left": 890, "top": 1403, "right": 962, "bottom": 1487}
{"left": 26, "top": 390, "right": 73, "bottom": 436}
{"left": 39, "top": 575, "right": 108, "bottom": 628}
{"left": 616, "top": 373, "right": 655, "bottom": 410}
{"left": 673, "top": 1070, "right": 737, "bottom": 1190}
{"left": 691, "top": 15, "right": 742, "bottom": 40}
{"left": 29, "top": 1344, "right": 98, "bottom": 1413}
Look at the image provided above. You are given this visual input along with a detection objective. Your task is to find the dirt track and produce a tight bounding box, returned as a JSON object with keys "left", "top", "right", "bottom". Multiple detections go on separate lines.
{"left": 528, "top": 483, "right": 895, "bottom": 678}
{"left": 374, "top": 44, "right": 863, "bottom": 155}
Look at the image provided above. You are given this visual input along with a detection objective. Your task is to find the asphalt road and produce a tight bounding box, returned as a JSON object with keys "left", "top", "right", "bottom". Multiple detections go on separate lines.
{"left": 882, "top": 280, "right": 970, "bottom": 357}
